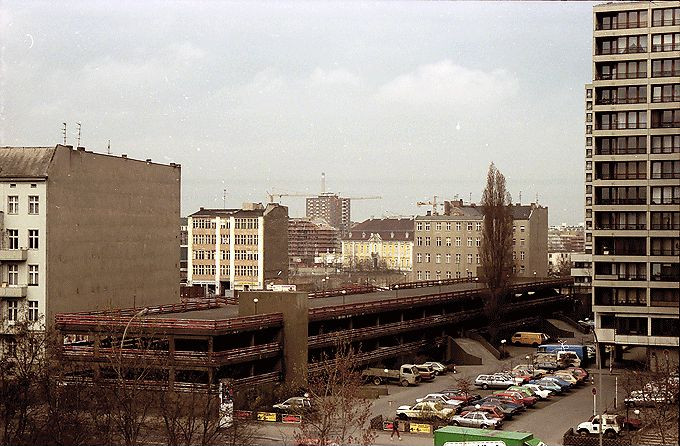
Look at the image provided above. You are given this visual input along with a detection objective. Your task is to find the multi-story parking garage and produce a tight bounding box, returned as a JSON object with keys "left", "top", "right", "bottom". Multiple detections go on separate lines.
{"left": 56, "top": 277, "right": 573, "bottom": 391}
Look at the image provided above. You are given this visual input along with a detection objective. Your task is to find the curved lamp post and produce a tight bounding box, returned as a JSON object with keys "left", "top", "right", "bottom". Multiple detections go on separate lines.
{"left": 120, "top": 307, "right": 149, "bottom": 351}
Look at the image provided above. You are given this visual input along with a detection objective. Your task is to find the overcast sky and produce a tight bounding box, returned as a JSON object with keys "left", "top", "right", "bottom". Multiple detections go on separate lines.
{"left": 1, "top": 1, "right": 596, "bottom": 224}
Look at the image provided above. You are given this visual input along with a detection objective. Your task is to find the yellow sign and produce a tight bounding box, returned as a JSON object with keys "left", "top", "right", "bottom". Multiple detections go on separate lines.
{"left": 256, "top": 412, "right": 278, "bottom": 422}
{"left": 409, "top": 422, "right": 432, "bottom": 434}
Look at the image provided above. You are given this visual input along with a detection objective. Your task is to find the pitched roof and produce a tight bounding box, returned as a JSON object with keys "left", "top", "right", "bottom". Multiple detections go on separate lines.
{"left": 0, "top": 146, "right": 56, "bottom": 178}
{"left": 344, "top": 217, "right": 414, "bottom": 241}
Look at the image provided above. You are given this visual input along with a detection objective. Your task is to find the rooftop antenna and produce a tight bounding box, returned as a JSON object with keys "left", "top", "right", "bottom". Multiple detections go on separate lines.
{"left": 469, "top": 192, "right": 472, "bottom": 204}
{"left": 535, "top": 192, "right": 539, "bottom": 204}
{"left": 223, "top": 189, "right": 227, "bottom": 208}
{"left": 519, "top": 191, "right": 522, "bottom": 204}
{"left": 107, "top": 140, "right": 111, "bottom": 155}
{"left": 62, "top": 122, "right": 67, "bottom": 145}
{"left": 76, "top": 122, "right": 82, "bottom": 147}
{"left": 321, "top": 172, "right": 326, "bottom": 194}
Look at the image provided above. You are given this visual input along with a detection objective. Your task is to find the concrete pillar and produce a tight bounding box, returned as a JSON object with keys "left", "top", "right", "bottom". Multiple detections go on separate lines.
{"left": 239, "top": 291, "right": 309, "bottom": 388}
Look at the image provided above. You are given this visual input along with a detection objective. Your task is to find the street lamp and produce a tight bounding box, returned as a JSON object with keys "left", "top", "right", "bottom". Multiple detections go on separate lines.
{"left": 438, "top": 280, "right": 442, "bottom": 294}
{"left": 584, "top": 317, "right": 603, "bottom": 446}
{"left": 341, "top": 289, "right": 347, "bottom": 306}
{"left": 525, "top": 354, "right": 534, "bottom": 375}
{"left": 500, "top": 339, "right": 506, "bottom": 358}
{"left": 120, "top": 307, "right": 149, "bottom": 352}
{"left": 253, "top": 298, "right": 259, "bottom": 314}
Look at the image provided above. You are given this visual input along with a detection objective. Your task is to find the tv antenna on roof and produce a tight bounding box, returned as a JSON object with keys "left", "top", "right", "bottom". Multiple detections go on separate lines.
{"left": 107, "top": 140, "right": 111, "bottom": 155}
{"left": 223, "top": 189, "right": 227, "bottom": 208}
{"left": 62, "top": 122, "right": 67, "bottom": 145}
{"left": 76, "top": 122, "right": 82, "bottom": 147}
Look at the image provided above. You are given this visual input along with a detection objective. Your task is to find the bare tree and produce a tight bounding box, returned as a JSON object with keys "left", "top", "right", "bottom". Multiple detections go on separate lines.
{"left": 296, "top": 344, "right": 375, "bottom": 446}
{"left": 455, "top": 376, "right": 474, "bottom": 402}
{"left": 479, "top": 163, "right": 515, "bottom": 343}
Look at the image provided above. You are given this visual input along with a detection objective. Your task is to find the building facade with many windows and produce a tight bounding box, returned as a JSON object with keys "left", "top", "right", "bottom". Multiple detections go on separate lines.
{"left": 341, "top": 217, "right": 414, "bottom": 272}
{"left": 0, "top": 145, "right": 181, "bottom": 343}
{"left": 586, "top": 2, "right": 679, "bottom": 363}
{"left": 187, "top": 203, "right": 288, "bottom": 294}
{"left": 412, "top": 201, "right": 548, "bottom": 281}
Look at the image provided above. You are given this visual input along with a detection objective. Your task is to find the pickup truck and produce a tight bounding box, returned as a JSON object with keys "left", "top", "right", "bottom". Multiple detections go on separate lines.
{"left": 576, "top": 414, "right": 635, "bottom": 438}
{"left": 361, "top": 364, "right": 421, "bottom": 387}
{"left": 396, "top": 401, "right": 455, "bottom": 421}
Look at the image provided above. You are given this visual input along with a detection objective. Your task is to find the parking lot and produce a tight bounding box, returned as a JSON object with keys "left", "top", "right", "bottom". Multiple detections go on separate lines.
{"left": 255, "top": 320, "right": 626, "bottom": 445}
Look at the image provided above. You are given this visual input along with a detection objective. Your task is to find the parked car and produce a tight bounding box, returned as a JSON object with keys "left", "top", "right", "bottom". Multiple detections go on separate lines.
{"left": 567, "top": 367, "right": 589, "bottom": 382}
{"left": 576, "top": 414, "right": 624, "bottom": 438}
{"left": 439, "top": 389, "right": 482, "bottom": 404}
{"left": 478, "top": 397, "right": 524, "bottom": 414}
{"left": 512, "top": 364, "right": 546, "bottom": 378}
{"left": 415, "top": 393, "right": 464, "bottom": 409}
{"left": 396, "top": 401, "right": 455, "bottom": 421}
{"left": 492, "top": 372, "right": 526, "bottom": 385}
{"left": 458, "top": 405, "right": 505, "bottom": 420}
{"left": 450, "top": 411, "right": 503, "bottom": 429}
{"left": 529, "top": 379, "right": 565, "bottom": 394}
{"left": 415, "top": 364, "right": 437, "bottom": 382}
{"left": 422, "top": 361, "right": 447, "bottom": 375}
{"left": 553, "top": 370, "right": 580, "bottom": 385}
{"left": 540, "top": 376, "right": 572, "bottom": 390}
{"left": 625, "top": 389, "right": 677, "bottom": 407}
{"left": 273, "top": 397, "right": 312, "bottom": 412}
{"left": 519, "top": 383, "right": 552, "bottom": 400}
{"left": 474, "top": 374, "right": 515, "bottom": 390}
{"left": 495, "top": 390, "right": 537, "bottom": 407}
{"left": 361, "top": 364, "right": 421, "bottom": 387}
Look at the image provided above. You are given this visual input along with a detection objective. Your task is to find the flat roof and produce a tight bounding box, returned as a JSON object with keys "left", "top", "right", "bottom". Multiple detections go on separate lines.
{"left": 145, "top": 305, "right": 240, "bottom": 320}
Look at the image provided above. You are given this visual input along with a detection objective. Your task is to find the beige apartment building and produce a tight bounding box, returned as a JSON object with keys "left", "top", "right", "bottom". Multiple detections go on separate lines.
{"left": 341, "top": 217, "right": 414, "bottom": 271}
{"left": 412, "top": 201, "right": 547, "bottom": 281}
{"left": 585, "top": 2, "right": 679, "bottom": 362}
{"left": 187, "top": 203, "right": 288, "bottom": 294}
{"left": 0, "top": 145, "right": 181, "bottom": 341}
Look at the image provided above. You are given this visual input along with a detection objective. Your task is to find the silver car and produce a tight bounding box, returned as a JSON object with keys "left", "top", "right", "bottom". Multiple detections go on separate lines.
{"left": 450, "top": 411, "right": 503, "bottom": 429}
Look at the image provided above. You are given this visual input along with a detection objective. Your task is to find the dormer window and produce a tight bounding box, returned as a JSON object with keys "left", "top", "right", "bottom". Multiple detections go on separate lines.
{"left": 390, "top": 232, "right": 394, "bottom": 238}
{"left": 362, "top": 232, "right": 366, "bottom": 238}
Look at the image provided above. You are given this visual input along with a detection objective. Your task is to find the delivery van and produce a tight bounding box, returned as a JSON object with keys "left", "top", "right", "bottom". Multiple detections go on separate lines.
{"left": 510, "top": 332, "right": 550, "bottom": 347}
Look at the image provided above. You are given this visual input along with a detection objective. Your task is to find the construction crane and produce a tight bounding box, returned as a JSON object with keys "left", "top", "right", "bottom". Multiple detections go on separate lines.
{"left": 416, "top": 195, "right": 443, "bottom": 215}
{"left": 266, "top": 191, "right": 309, "bottom": 203}
{"left": 346, "top": 196, "right": 382, "bottom": 200}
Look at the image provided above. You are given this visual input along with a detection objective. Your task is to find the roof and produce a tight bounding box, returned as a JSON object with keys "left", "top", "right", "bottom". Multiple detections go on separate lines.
{"left": 344, "top": 217, "right": 414, "bottom": 241}
{"left": 189, "top": 204, "right": 281, "bottom": 218}
{"left": 415, "top": 204, "right": 539, "bottom": 221}
{"left": 0, "top": 146, "right": 56, "bottom": 179}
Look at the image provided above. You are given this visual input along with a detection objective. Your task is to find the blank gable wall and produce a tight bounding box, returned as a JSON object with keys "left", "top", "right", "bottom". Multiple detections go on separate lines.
{"left": 46, "top": 146, "right": 180, "bottom": 319}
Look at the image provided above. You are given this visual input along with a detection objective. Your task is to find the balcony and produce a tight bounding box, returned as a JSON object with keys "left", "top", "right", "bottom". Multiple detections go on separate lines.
{"left": 0, "top": 249, "right": 28, "bottom": 262}
{"left": 597, "top": 123, "right": 647, "bottom": 130}
{"left": 595, "top": 223, "right": 646, "bottom": 230}
{"left": 652, "top": 70, "right": 680, "bottom": 78}
{"left": 595, "top": 72, "right": 647, "bottom": 80}
{"left": 596, "top": 46, "right": 648, "bottom": 56}
{"left": 651, "top": 223, "right": 680, "bottom": 230}
{"left": 0, "top": 286, "right": 28, "bottom": 298}
{"left": 651, "top": 274, "right": 680, "bottom": 282}
{"left": 652, "top": 19, "right": 680, "bottom": 27}
{"left": 651, "top": 172, "right": 680, "bottom": 179}
{"left": 651, "top": 248, "right": 680, "bottom": 256}
{"left": 596, "top": 147, "right": 646, "bottom": 155}
{"left": 596, "top": 198, "right": 647, "bottom": 205}
{"left": 596, "top": 21, "right": 648, "bottom": 31}
{"left": 594, "top": 274, "right": 647, "bottom": 282}
{"left": 651, "top": 197, "right": 680, "bottom": 205}
{"left": 651, "top": 146, "right": 680, "bottom": 154}
{"left": 651, "top": 121, "right": 680, "bottom": 129}
{"left": 596, "top": 173, "right": 647, "bottom": 180}
{"left": 652, "top": 43, "right": 680, "bottom": 52}
{"left": 652, "top": 95, "right": 680, "bottom": 103}
{"left": 596, "top": 97, "right": 647, "bottom": 105}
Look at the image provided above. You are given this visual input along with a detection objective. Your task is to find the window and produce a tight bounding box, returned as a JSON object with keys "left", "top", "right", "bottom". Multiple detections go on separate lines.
{"left": 446, "top": 254, "right": 451, "bottom": 264}
{"left": 424, "top": 222, "right": 430, "bottom": 231}
{"left": 446, "top": 271, "right": 452, "bottom": 279}
{"left": 652, "top": 33, "right": 680, "bottom": 52}
{"left": 436, "top": 236, "right": 442, "bottom": 246}
{"left": 416, "top": 222, "right": 423, "bottom": 231}
{"left": 652, "top": 58, "right": 680, "bottom": 77}
{"left": 435, "top": 271, "right": 441, "bottom": 280}
{"left": 467, "top": 254, "right": 473, "bottom": 264}
{"left": 425, "top": 254, "right": 431, "bottom": 263}
{"left": 7, "top": 196, "right": 18, "bottom": 214}
{"left": 446, "top": 222, "right": 451, "bottom": 231}
{"left": 28, "top": 196, "right": 39, "bottom": 214}
{"left": 476, "top": 254, "right": 480, "bottom": 264}
{"left": 28, "top": 265, "right": 39, "bottom": 286}
{"left": 455, "top": 254, "right": 461, "bottom": 264}
{"left": 435, "top": 254, "right": 441, "bottom": 264}
{"left": 28, "top": 230, "right": 39, "bottom": 249}
{"left": 455, "top": 237, "right": 461, "bottom": 247}
{"left": 8, "top": 229, "right": 19, "bottom": 249}
{"left": 7, "top": 300, "right": 18, "bottom": 321}
{"left": 424, "top": 271, "right": 431, "bottom": 280}
{"left": 520, "top": 251, "right": 525, "bottom": 261}
{"left": 8, "top": 264, "right": 18, "bottom": 285}
{"left": 467, "top": 270, "right": 473, "bottom": 278}
{"left": 467, "top": 237, "right": 473, "bottom": 247}
{"left": 416, "top": 271, "right": 422, "bottom": 280}
{"left": 475, "top": 237, "right": 481, "bottom": 247}
{"left": 28, "top": 301, "right": 39, "bottom": 322}
{"left": 5, "top": 338, "right": 17, "bottom": 357}
{"left": 467, "top": 222, "right": 473, "bottom": 231}
{"left": 652, "top": 7, "right": 680, "bottom": 27}
{"left": 475, "top": 222, "right": 481, "bottom": 231}
{"left": 455, "top": 222, "right": 461, "bottom": 231}
{"left": 445, "top": 237, "right": 451, "bottom": 246}
{"left": 416, "top": 237, "right": 423, "bottom": 246}
{"left": 652, "top": 109, "right": 680, "bottom": 128}
{"left": 651, "top": 135, "right": 680, "bottom": 154}
{"left": 652, "top": 84, "right": 680, "bottom": 103}
{"left": 520, "top": 239, "right": 525, "bottom": 246}
{"left": 435, "top": 222, "right": 441, "bottom": 231}
{"left": 416, "top": 253, "right": 422, "bottom": 263}
{"left": 425, "top": 236, "right": 431, "bottom": 246}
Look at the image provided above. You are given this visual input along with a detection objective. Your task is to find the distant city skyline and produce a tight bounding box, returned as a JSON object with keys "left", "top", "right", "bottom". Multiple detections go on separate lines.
{"left": 1, "top": 1, "right": 597, "bottom": 224}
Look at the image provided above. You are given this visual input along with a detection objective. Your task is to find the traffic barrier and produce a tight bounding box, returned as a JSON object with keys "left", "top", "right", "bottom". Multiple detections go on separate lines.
{"left": 234, "top": 410, "right": 252, "bottom": 420}
{"left": 256, "top": 412, "right": 278, "bottom": 422}
{"left": 281, "top": 413, "right": 302, "bottom": 423}
{"left": 409, "top": 422, "right": 432, "bottom": 434}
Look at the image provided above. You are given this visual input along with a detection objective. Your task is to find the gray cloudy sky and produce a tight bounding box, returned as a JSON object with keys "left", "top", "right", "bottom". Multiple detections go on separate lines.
{"left": 1, "top": 1, "right": 595, "bottom": 224}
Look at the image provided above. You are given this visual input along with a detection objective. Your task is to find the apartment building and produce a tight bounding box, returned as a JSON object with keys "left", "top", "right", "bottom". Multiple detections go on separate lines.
{"left": 586, "top": 2, "right": 679, "bottom": 363}
{"left": 288, "top": 218, "right": 341, "bottom": 268}
{"left": 180, "top": 218, "right": 188, "bottom": 284}
{"left": 412, "top": 201, "right": 548, "bottom": 281}
{"left": 187, "top": 203, "right": 288, "bottom": 294}
{"left": 305, "top": 193, "right": 351, "bottom": 232}
{"left": 341, "top": 217, "right": 414, "bottom": 271}
{"left": 0, "top": 145, "right": 181, "bottom": 337}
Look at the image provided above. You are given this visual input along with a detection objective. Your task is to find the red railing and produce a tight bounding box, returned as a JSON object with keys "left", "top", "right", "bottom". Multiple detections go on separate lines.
{"left": 308, "top": 285, "right": 382, "bottom": 299}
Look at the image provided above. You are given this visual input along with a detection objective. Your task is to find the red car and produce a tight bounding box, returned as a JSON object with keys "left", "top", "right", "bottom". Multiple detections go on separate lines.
{"left": 440, "top": 389, "right": 482, "bottom": 404}
{"left": 494, "top": 392, "right": 537, "bottom": 407}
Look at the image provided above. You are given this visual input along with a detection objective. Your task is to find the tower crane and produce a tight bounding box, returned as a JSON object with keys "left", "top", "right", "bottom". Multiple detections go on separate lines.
{"left": 266, "top": 191, "right": 309, "bottom": 203}
{"left": 416, "top": 195, "right": 443, "bottom": 215}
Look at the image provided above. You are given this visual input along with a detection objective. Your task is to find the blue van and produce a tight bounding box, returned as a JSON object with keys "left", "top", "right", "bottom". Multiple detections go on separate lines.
{"left": 536, "top": 344, "right": 588, "bottom": 363}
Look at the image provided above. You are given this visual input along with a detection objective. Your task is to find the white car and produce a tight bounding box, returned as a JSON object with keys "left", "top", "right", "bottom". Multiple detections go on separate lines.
{"left": 415, "top": 393, "right": 464, "bottom": 408}
{"left": 273, "top": 397, "right": 311, "bottom": 412}
{"left": 521, "top": 384, "right": 552, "bottom": 399}
{"left": 422, "top": 361, "right": 447, "bottom": 375}
{"left": 450, "top": 411, "right": 503, "bottom": 429}
{"left": 396, "top": 401, "right": 456, "bottom": 421}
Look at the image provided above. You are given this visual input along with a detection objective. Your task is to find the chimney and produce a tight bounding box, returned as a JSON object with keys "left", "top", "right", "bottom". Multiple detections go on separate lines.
{"left": 121, "top": 154, "right": 127, "bottom": 158}
{"left": 77, "top": 146, "right": 85, "bottom": 151}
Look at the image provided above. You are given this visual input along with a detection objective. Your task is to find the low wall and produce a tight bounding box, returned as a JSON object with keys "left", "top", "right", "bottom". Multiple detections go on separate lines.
{"left": 450, "top": 338, "right": 483, "bottom": 365}
{"left": 467, "top": 331, "right": 502, "bottom": 360}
